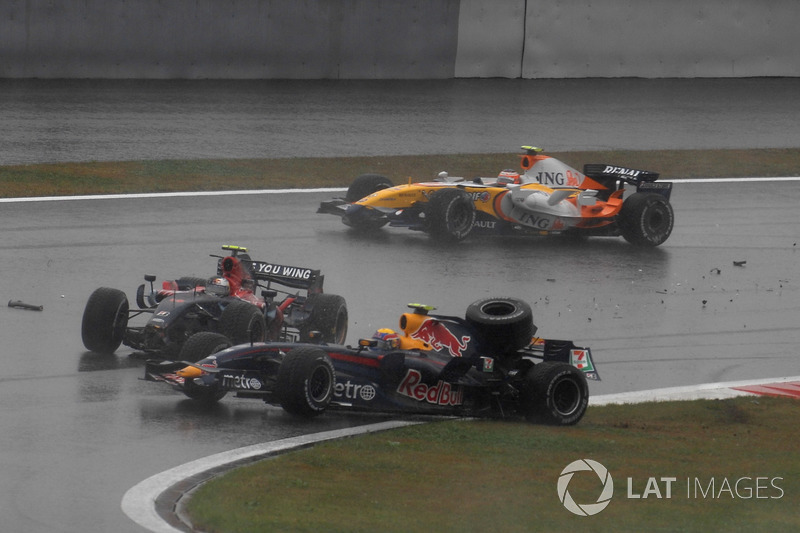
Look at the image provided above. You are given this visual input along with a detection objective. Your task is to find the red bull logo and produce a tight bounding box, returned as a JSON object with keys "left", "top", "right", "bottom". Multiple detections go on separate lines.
{"left": 396, "top": 369, "right": 464, "bottom": 406}
{"left": 410, "top": 320, "right": 470, "bottom": 357}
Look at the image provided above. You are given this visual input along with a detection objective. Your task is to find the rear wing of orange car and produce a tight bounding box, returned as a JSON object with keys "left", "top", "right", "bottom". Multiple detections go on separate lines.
{"left": 583, "top": 163, "right": 671, "bottom": 200}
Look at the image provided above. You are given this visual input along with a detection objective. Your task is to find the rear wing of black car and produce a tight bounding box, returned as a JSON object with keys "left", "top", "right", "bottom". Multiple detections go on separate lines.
{"left": 245, "top": 260, "right": 324, "bottom": 292}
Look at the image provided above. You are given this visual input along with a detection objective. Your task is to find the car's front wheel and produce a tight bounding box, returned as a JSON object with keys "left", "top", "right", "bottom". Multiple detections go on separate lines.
{"left": 81, "top": 287, "right": 129, "bottom": 354}
{"left": 346, "top": 173, "right": 393, "bottom": 202}
{"left": 179, "top": 332, "right": 232, "bottom": 403}
{"left": 275, "top": 347, "right": 335, "bottom": 417}
{"left": 424, "top": 188, "right": 476, "bottom": 242}
{"left": 465, "top": 297, "right": 536, "bottom": 354}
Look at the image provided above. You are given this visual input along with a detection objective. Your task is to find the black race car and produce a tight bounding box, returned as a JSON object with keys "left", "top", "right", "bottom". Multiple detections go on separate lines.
{"left": 81, "top": 245, "right": 347, "bottom": 356}
{"left": 144, "top": 297, "right": 599, "bottom": 425}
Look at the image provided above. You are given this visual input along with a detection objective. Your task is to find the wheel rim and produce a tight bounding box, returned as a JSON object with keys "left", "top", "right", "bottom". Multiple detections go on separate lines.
{"left": 308, "top": 366, "right": 333, "bottom": 403}
{"left": 644, "top": 204, "right": 669, "bottom": 234}
{"left": 449, "top": 200, "right": 473, "bottom": 232}
{"left": 480, "top": 300, "right": 516, "bottom": 317}
{"left": 552, "top": 377, "right": 582, "bottom": 416}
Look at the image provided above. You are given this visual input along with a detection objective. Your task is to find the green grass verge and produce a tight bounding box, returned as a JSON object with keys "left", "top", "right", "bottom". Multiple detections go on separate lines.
{"left": 3, "top": 148, "right": 799, "bottom": 198}
{"left": 186, "top": 396, "right": 799, "bottom": 533}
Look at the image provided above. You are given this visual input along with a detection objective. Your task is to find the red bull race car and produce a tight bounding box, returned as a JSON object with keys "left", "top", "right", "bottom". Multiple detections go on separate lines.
{"left": 318, "top": 146, "right": 674, "bottom": 246}
{"left": 144, "top": 297, "right": 599, "bottom": 425}
{"left": 81, "top": 245, "right": 347, "bottom": 356}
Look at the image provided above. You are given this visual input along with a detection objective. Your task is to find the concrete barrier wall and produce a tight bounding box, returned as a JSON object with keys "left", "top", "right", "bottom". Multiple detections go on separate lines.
{"left": 1, "top": 0, "right": 797, "bottom": 79}
{"left": 0, "top": 0, "right": 460, "bottom": 79}
{"left": 521, "top": 0, "right": 800, "bottom": 78}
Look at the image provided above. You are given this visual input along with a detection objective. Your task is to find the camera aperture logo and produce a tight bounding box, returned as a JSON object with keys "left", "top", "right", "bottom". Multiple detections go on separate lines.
{"left": 557, "top": 459, "right": 614, "bottom": 516}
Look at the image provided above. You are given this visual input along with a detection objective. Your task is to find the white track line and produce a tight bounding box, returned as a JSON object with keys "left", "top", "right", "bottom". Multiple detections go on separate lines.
{"left": 3, "top": 176, "right": 800, "bottom": 204}
{"left": 121, "top": 420, "right": 421, "bottom": 533}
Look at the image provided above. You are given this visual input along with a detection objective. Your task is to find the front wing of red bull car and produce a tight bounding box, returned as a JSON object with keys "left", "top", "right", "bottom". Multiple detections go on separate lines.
{"left": 144, "top": 297, "right": 599, "bottom": 425}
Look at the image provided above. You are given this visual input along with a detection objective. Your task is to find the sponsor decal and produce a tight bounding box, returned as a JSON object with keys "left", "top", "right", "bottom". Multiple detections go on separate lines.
{"left": 518, "top": 212, "right": 553, "bottom": 229}
{"left": 481, "top": 357, "right": 494, "bottom": 372}
{"left": 570, "top": 349, "right": 595, "bottom": 373}
{"left": 470, "top": 191, "right": 491, "bottom": 202}
{"left": 222, "top": 373, "right": 263, "bottom": 390}
{"left": 156, "top": 311, "right": 170, "bottom": 317}
{"left": 334, "top": 380, "right": 377, "bottom": 402}
{"left": 602, "top": 165, "right": 641, "bottom": 177}
{"left": 251, "top": 261, "right": 312, "bottom": 280}
{"left": 396, "top": 369, "right": 464, "bottom": 406}
{"left": 533, "top": 170, "right": 581, "bottom": 187}
{"left": 410, "top": 320, "right": 470, "bottom": 357}
{"left": 474, "top": 220, "right": 497, "bottom": 229}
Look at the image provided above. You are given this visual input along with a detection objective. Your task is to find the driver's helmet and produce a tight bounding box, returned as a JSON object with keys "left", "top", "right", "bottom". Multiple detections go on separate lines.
{"left": 206, "top": 277, "right": 230, "bottom": 297}
{"left": 372, "top": 328, "right": 400, "bottom": 350}
{"left": 496, "top": 169, "right": 521, "bottom": 185}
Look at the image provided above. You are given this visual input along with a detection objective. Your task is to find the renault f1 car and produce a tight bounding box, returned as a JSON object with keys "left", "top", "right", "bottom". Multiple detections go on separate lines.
{"left": 81, "top": 245, "right": 347, "bottom": 356}
{"left": 144, "top": 297, "right": 599, "bottom": 425}
{"left": 318, "top": 146, "right": 674, "bottom": 246}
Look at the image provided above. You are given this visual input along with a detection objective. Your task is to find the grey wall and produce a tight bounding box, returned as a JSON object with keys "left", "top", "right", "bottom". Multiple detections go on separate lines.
{"left": 1, "top": 0, "right": 460, "bottom": 79}
{"left": 1, "top": 0, "right": 797, "bottom": 79}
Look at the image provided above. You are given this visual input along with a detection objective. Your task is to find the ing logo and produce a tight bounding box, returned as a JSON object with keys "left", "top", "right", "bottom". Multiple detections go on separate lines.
{"left": 557, "top": 459, "right": 614, "bottom": 516}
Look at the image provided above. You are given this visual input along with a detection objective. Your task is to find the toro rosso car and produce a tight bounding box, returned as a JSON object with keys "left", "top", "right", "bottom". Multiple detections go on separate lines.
{"left": 144, "top": 297, "right": 599, "bottom": 425}
{"left": 318, "top": 146, "right": 674, "bottom": 246}
{"left": 81, "top": 245, "right": 347, "bottom": 356}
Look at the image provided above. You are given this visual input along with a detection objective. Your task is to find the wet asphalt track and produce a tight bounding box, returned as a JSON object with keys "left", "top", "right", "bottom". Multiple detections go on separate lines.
{"left": 0, "top": 78, "right": 799, "bottom": 532}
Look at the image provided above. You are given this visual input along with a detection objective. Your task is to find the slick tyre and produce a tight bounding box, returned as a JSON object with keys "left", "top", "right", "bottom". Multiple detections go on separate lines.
{"left": 520, "top": 362, "right": 588, "bottom": 425}
{"left": 299, "top": 293, "right": 348, "bottom": 344}
{"left": 179, "top": 332, "right": 232, "bottom": 403}
{"left": 465, "top": 297, "right": 535, "bottom": 354}
{"left": 276, "top": 347, "right": 335, "bottom": 417}
{"left": 424, "top": 188, "right": 476, "bottom": 242}
{"left": 219, "top": 300, "right": 267, "bottom": 345}
{"left": 346, "top": 173, "right": 393, "bottom": 202}
{"left": 618, "top": 192, "right": 674, "bottom": 247}
{"left": 81, "top": 287, "right": 129, "bottom": 354}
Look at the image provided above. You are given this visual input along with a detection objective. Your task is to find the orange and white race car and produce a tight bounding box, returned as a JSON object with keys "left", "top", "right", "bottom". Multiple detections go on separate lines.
{"left": 318, "top": 146, "right": 674, "bottom": 246}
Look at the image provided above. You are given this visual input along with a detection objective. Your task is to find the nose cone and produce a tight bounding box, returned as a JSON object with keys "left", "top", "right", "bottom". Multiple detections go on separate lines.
{"left": 176, "top": 366, "right": 204, "bottom": 379}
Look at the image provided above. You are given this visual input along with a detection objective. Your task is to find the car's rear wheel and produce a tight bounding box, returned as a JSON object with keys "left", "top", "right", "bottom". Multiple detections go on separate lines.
{"left": 618, "top": 192, "right": 674, "bottom": 246}
{"left": 346, "top": 173, "right": 393, "bottom": 202}
{"left": 520, "top": 362, "right": 588, "bottom": 425}
{"left": 465, "top": 297, "right": 535, "bottom": 354}
{"left": 179, "top": 332, "right": 232, "bottom": 403}
{"left": 299, "top": 293, "right": 348, "bottom": 344}
{"left": 81, "top": 287, "right": 129, "bottom": 353}
{"left": 424, "top": 188, "right": 476, "bottom": 242}
{"left": 219, "top": 300, "right": 266, "bottom": 345}
{"left": 276, "top": 347, "right": 335, "bottom": 417}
